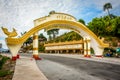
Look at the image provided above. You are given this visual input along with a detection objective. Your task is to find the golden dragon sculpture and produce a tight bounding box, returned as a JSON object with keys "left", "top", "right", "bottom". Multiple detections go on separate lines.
{"left": 1, "top": 27, "right": 18, "bottom": 37}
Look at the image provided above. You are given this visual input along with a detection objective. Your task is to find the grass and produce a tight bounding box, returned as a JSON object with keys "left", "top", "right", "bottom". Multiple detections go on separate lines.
{"left": 0, "top": 55, "right": 13, "bottom": 78}
{"left": 0, "top": 70, "right": 13, "bottom": 77}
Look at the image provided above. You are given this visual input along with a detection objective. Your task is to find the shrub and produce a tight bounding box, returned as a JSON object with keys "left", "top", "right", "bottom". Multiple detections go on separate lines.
{"left": 0, "top": 56, "right": 10, "bottom": 69}
{"left": 0, "top": 55, "right": 2, "bottom": 58}
{"left": 0, "top": 70, "right": 8, "bottom": 77}
{"left": 0, "top": 70, "right": 13, "bottom": 77}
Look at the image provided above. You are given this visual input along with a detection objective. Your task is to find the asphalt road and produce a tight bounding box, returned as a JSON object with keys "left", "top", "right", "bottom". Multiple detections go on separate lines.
{"left": 36, "top": 54, "right": 120, "bottom": 80}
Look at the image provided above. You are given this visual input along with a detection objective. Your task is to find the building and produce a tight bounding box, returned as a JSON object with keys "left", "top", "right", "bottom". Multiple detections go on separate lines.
{"left": 44, "top": 40, "right": 84, "bottom": 54}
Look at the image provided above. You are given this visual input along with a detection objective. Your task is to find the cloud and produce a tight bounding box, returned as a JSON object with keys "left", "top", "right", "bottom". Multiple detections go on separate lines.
{"left": 0, "top": 0, "right": 74, "bottom": 48}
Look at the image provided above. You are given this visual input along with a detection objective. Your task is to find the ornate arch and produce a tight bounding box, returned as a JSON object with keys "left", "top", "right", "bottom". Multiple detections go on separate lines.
{"left": 2, "top": 12, "right": 109, "bottom": 60}
{"left": 6, "top": 20, "right": 108, "bottom": 47}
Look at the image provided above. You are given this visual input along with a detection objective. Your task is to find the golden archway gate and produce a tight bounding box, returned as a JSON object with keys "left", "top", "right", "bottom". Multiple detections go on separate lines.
{"left": 1, "top": 11, "right": 109, "bottom": 60}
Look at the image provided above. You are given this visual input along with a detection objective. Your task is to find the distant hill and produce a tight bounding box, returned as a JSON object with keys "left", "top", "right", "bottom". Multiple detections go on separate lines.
{"left": 47, "top": 31, "right": 82, "bottom": 43}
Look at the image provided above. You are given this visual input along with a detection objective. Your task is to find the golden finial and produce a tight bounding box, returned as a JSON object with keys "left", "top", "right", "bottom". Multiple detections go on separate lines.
{"left": 1, "top": 27, "right": 18, "bottom": 37}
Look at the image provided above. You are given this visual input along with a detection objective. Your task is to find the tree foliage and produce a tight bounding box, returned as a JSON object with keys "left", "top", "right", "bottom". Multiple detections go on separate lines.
{"left": 87, "top": 17, "right": 105, "bottom": 37}
{"left": 87, "top": 15, "right": 120, "bottom": 38}
{"left": 78, "top": 19, "right": 85, "bottom": 25}
{"left": 48, "top": 31, "right": 82, "bottom": 43}
{"left": 39, "top": 33, "right": 47, "bottom": 41}
{"left": 47, "top": 29, "right": 59, "bottom": 40}
{"left": 38, "top": 33, "right": 47, "bottom": 52}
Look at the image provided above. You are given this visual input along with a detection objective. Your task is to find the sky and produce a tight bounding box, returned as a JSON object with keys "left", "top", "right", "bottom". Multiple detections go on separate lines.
{"left": 0, "top": 0, "right": 120, "bottom": 49}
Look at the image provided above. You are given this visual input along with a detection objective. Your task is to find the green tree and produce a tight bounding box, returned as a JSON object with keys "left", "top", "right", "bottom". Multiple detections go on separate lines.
{"left": 52, "top": 29, "right": 59, "bottom": 39}
{"left": 87, "top": 17, "right": 105, "bottom": 37}
{"left": 78, "top": 19, "right": 85, "bottom": 25}
{"left": 87, "top": 15, "right": 120, "bottom": 38}
{"left": 103, "top": 3, "right": 112, "bottom": 18}
{"left": 103, "top": 15, "right": 118, "bottom": 36}
{"left": 114, "top": 16, "right": 120, "bottom": 37}
{"left": 47, "top": 30, "right": 52, "bottom": 41}
{"left": 39, "top": 43, "right": 45, "bottom": 52}
{"left": 38, "top": 33, "right": 47, "bottom": 52}
{"left": 52, "top": 31, "right": 82, "bottom": 42}
{"left": 47, "top": 29, "right": 59, "bottom": 40}
{"left": 38, "top": 33, "right": 47, "bottom": 41}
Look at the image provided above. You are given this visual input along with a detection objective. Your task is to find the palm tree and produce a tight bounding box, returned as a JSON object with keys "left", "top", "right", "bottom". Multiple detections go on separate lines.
{"left": 47, "top": 30, "right": 53, "bottom": 41}
{"left": 47, "top": 29, "right": 59, "bottom": 40}
{"left": 103, "top": 3, "right": 112, "bottom": 18}
{"left": 52, "top": 29, "right": 59, "bottom": 39}
{"left": 38, "top": 33, "right": 47, "bottom": 42}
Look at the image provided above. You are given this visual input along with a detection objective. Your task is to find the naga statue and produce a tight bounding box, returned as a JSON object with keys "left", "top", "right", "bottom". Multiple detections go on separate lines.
{"left": 1, "top": 27, "right": 18, "bottom": 37}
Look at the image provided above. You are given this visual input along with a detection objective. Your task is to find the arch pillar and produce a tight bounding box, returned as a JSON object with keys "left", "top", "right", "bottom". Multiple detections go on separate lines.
{"left": 86, "top": 37, "right": 91, "bottom": 57}
{"left": 66, "top": 50, "right": 69, "bottom": 53}
{"left": 57, "top": 50, "right": 59, "bottom": 54}
{"left": 73, "top": 50, "right": 76, "bottom": 53}
{"left": 33, "top": 32, "right": 41, "bottom": 60}
{"left": 60, "top": 50, "right": 63, "bottom": 53}
{"left": 55, "top": 50, "right": 57, "bottom": 53}
{"left": 83, "top": 37, "right": 87, "bottom": 57}
{"left": 50, "top": 50, "right": 52, "bottom": 53}
{"left": 83, "top": 37, "right": 91, "bottom": 57}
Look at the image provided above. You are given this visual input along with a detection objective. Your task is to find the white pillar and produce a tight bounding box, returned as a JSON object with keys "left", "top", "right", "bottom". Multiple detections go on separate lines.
{"left": 55, "top": 50, "right": 57, "bottom": 53}
{"left": 83, "top": 38, "right": 87, "bottom": 57}
{"left": 57, "top": 50, "right": 59, "bottom": 54}
{"left": 86, "top": 37, "right": 91, "bottom": 57}
{"left": 60, "top": 50, "right": 63, "bottom": 53}
{"left": 73, "top": 50, "right": 76, "bottom": 53}
{"left": 66, "top": 50, "right": 69, "bottom": 53}
{"left": 33, "top": 32, "right": 41, "bottom": 60}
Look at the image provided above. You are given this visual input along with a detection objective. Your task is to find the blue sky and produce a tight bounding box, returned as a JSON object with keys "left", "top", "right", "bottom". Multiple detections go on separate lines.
{"left": 0, "top": 0, "right": 120, "bottom": 49}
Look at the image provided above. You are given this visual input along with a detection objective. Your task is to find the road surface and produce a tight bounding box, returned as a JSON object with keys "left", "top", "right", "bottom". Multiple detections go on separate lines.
{"left": 36, "top": 54, "right": 120, "bottom": 80}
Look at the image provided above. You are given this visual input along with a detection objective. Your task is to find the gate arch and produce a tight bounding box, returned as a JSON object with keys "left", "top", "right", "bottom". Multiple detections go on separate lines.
{"left": 2, "top": 11, "right": 109, "bottom": 60}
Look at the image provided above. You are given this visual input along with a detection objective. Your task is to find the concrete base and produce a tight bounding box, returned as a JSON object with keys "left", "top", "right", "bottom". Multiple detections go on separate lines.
{"left": 17, "top": 54, "right": 20, "bottom": 59}
{"left": 12, "top": 54, "right": 20, "bottom": 61}
{"left": 95, "top": 55, "right": 103, "bottom": 57}
{"left": 84, "top": 55, "right": 87, "bottom": 57}
{"left": 12, "top": 56, "right": 17, "bottom": 61}
{"left": 84, "top": 54, "right": 91, "bottom": 58}
{"left": 87, "top": 55, "right": 91, "bottom": 58}
{"left": 33, "top": 55, "right": 41, "bottom": 60}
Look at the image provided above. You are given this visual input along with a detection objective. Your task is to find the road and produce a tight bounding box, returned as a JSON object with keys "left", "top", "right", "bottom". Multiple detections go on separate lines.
{"left": 36, "top": 54, "right": 120, "bottom": 80}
